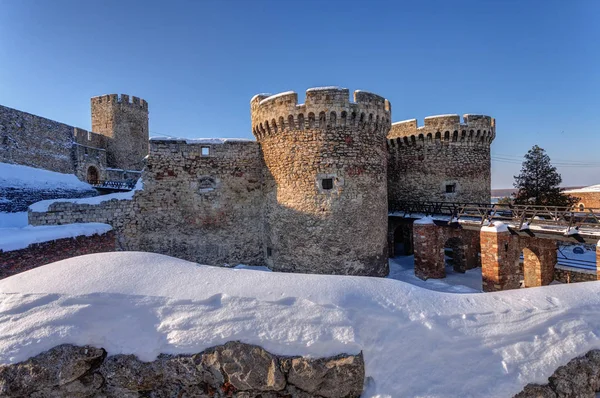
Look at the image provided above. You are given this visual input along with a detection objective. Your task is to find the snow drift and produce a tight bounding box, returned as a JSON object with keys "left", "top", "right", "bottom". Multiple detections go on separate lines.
{"left": 1, "top": 252, "right": 600, "bottom": 397}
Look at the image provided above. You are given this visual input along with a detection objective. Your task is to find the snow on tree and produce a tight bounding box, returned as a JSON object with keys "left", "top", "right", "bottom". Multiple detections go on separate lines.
{"left": 513, "top": 145, "right": 578, "bottom": 206}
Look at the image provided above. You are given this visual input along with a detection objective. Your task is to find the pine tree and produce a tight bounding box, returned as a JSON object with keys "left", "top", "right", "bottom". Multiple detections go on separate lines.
{"left": 513, "top": 145, "right": 577, "bottom": 206}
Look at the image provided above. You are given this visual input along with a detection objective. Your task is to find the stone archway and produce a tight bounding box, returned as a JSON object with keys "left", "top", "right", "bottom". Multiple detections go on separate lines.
{"left": 86, "top": 166, "right": 99, "bottom": 184}
{"left": 521, "top": 241, "right": 556, "bottom": 287}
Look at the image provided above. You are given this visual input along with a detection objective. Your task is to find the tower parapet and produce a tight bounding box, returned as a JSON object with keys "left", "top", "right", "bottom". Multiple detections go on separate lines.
{"left": 387, "top": 114, "right": 495, "bottom": 147}
{"left": 91, "top": 94, "right": 149, "bottom": 170}
{"left": 387, "top": 113, "right": 495, "bottom": 206}
{"left": 251, "top": 87, "right": 391, "bottom": 141}
{"left": 252, "top": 87, "right": 391, "bottom": 277}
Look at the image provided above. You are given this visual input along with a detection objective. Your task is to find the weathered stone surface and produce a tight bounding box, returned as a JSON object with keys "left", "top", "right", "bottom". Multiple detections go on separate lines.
{"left": 514, "top": 349, "right": 600, "bottom": 398}
{"left": 387, "top": 114, "right": 495, "bottom": 206}
{"left": 514, "top": 383, "right": 557, "bottom": 398}
{"left": 285, "top": 353, "right": 365, "bottom": 398}
{"left": 0, "top": 344, "right": 106, "bottom": 397}
{"left": 201, "top": 341, "right": 286, "bottom": 392}
{"left": 0, "top": 342, "right": 364, "bottom": 397}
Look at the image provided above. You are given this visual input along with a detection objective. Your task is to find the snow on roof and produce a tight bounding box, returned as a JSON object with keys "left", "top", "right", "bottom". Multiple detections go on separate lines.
{"left": 305, "top": 86, "right": 346, "bottom": 92}
{"left": 424, "top": 114, "right": 460, "bottom": 119}
{"left": 150, "top": 137, "right": 254, "bottom": 144}
{"left": 258, "top": 91, "right": 296, "bottom": 105}
{"left": 0, "top": 162, "right": 92, "bottom": 191}
{"left": 0, "top": 223, "right": 112, "bottom": 252}
{"left": 564, "top": 184, "right": 600, "bottom": 193}
{"left": 414, "top": 216, "right": 435, "bottom": 225}
{"left": 392, "top": 119, "right": 417, "bottom": 125}
{"left": 2, "top": 252, "right": 599, "bottom": 396}
{"left": 29, "top": 179, "right": 143, "bottom": 212}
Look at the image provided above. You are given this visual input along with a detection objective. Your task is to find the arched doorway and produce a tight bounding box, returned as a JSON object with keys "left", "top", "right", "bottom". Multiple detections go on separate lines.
{"left": 87, "top": 166, "right": 99, "bottom": 184}
{"left": 519, "top": 241, "right": 557, "bottom": 287}
{"left": 444, "top": 237, "right": 466, "bottom": 273}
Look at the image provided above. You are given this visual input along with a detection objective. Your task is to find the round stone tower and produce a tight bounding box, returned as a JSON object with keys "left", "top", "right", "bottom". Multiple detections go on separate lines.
{"left": 251, "top": 87, "right": 392, "bottom": 276}
{"left": 91, "top": 94, "right": 149, "bottom": 171}
{"left": 387, "top": 114, "right": 496, "bottom": 207}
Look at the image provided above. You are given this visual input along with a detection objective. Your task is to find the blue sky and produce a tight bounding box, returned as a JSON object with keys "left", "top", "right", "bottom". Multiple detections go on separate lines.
{"left": 0, "top": 0, "right": 598, "bottom": 188}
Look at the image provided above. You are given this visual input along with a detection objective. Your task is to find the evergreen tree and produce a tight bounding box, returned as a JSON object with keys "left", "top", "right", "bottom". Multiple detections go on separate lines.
{"left": 513, "top": 145, "right": 577, "bottom": 206}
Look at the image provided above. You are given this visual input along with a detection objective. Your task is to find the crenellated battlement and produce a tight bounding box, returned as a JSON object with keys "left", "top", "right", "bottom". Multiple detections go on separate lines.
{"left": 91, "top": 94, "right": 148, "bottom": 111}
{"left": 250, "top": 87, "right": 392, "bottom": 140}
{"left": 387, "top": 114, "right": 495, "bottom": 148}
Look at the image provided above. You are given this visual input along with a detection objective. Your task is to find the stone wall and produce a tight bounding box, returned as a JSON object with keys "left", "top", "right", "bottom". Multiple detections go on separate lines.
{"left": 569, "top": 191, "right": 600, "bottom": 210}
{"left": 0, "top": 231, "right": 116, "bottom": 279}
{"left": 29, "top": 139, "right": 265, "bottom": 267}
{"left": 91, "top": 94, "right": 149, "bottom": 170}
{"left": 554, "top": 265, "right": 598, "bottom": 284}
{"left": 387, "top": 114, "right": 495, "bottom": 207}
{"left": 0, "top": 187, "right": 97, "bottom": 213}
{"left": 129, "top": 139, "right": 264, "bottom": 266}
{"left": 0, "top": 342, "right": 364, "bottom": 398}
{"left": 0, "top": 104, "right": 76, "bottom": 174}
{"left": 251, "top": 88, "right": 391, "bottom": 276}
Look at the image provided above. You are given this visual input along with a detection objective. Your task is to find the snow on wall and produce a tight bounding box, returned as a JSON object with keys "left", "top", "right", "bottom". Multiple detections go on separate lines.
{"left": 0, "top": 223, "right": 113, "bottom": 252}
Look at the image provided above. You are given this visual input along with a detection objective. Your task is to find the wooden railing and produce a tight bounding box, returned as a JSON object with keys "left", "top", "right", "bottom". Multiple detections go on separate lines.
{"left": 88, "top": 179, "right": 137, "bottom": 191}
{"left": 390, "top": 201, "right": 600, "bottom": 231}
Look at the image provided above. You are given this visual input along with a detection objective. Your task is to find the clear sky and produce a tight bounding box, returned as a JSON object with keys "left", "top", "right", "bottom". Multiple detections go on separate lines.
{"left": 0, "top": 0, "right": 598, "bottom": 189}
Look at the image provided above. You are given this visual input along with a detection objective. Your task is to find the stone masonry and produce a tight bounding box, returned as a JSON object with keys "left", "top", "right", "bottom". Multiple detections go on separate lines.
{"left": 387, "top": 114, "right": 495, "bottom": 207}
{"left": 251, "top": 88, "right": 391, "bottom": 276}
{"left": 91, "top": 94, "right": 149, "bottom": 170}
{"left": 0, "top": 342, "right": 365, "bottom": 398}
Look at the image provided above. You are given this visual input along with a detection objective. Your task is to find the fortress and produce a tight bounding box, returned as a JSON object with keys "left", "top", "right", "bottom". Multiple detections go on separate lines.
{"left": 4, "top": 87, "right": 496, "bottom": 277}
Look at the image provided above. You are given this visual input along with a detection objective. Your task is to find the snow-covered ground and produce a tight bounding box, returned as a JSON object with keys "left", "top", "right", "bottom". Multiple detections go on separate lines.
{"left": 0, "top": 212, "right": 111, "bottom": 252}
{"left": 388, "top": 255, "right": 482, "bottom": 293}
{"left": 0, "top": 162, "right": 92, "bottom": 191}
{"left": 0, "top": 223, "right": 113, "bottom": 251}
{"left": 2, "top": 252, "right": 600, "bottom": 397}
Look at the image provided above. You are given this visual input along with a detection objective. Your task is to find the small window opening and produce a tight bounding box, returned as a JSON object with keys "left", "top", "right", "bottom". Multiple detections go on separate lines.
{"left": 84, "top": 147, "right": 88, "bottom": 155}
{"left": 2, "top": 136, "right": 8, "bottom": 145}
{"left": 322, "top": 178, "right": 334, "bottom": 190}
{"left": 579, "top": 204, "right": 585, "bottom": 211}
{"left": 267, "top": 247, "right": 272, "bottom": 257}
{"left": 445, "top": 183, "right": 456, "bottom": 193}
{"left": 201, "top": 147, "right": 210, "bottom": 156}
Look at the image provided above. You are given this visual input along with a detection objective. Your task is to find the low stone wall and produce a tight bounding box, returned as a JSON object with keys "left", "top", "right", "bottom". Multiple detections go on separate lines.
{"left": 0, "top": 187, "right": 97, "bottom": 212}
{"left": 0, "top": 231, "right": 116, "bottom": 279}
{"left": 554, "top": 265, "right": 598, "bottom": 284}
{"left": 0, "top": 342, "right": 364, "bottom": 397}
{"left": 515, "top": 349, "right": 600, "bottom": 397}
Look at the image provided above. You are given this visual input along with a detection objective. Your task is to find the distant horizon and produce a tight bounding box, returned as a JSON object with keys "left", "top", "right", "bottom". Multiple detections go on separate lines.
{"left": 0, "top": 0, "right": 598, "bottom": 189}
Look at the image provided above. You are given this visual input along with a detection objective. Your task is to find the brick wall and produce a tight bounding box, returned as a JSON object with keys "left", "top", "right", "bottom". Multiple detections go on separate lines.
{"left": 0, "top": 231, "right": 116, "bottom": 279}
